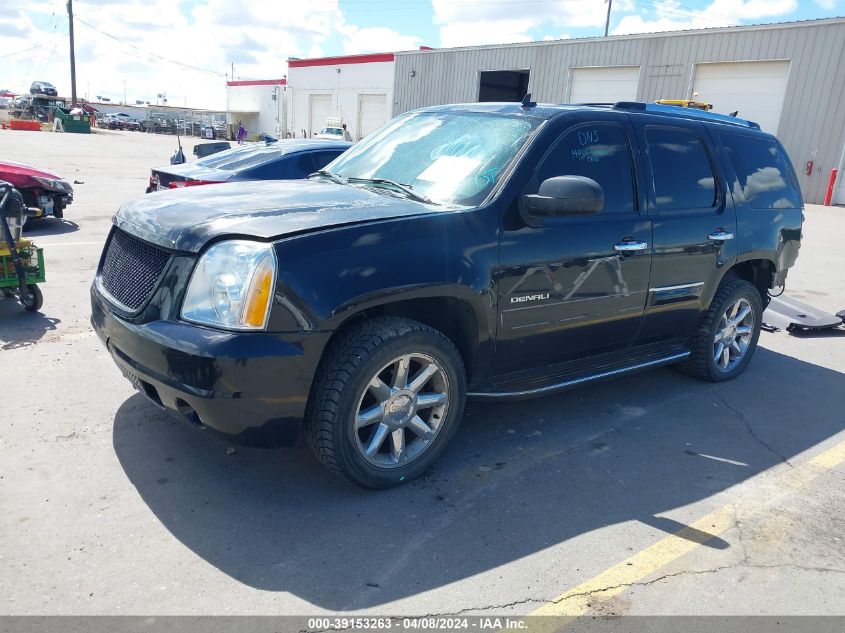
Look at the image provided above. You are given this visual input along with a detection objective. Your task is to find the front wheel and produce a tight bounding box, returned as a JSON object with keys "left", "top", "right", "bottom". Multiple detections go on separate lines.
{"left": 305, "top": 317, "right": 466, "bottom": 489}
{"left": 22, "top": 284, "right": 43, "bottom": 312}
{"left": 678, "top": 278, "right": 763, "bottom": 382}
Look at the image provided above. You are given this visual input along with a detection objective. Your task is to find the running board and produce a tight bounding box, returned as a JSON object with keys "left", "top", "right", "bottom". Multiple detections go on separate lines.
{"left": 468, "top": 350, "right": 690, "bottom": 401}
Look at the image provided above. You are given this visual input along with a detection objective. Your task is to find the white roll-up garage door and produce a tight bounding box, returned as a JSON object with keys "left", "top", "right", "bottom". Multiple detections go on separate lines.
{"left": 569, "top": 66, "right": 640, "bottom": 104}
{"left": 357, "top": 94, "right": 387, "bottom": 141}
{"left": 692, "top": 61, "right": 790, "bottom": 133}
{"left": 309, "top": 94, "right": 333, "bottom": 137}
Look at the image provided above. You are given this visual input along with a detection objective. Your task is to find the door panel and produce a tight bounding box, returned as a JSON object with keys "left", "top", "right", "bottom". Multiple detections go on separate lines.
{"left": 494, "top": 119, "right": 652, "bottom": 375}
{"left": 632, "top": 118, "right": 737, "bottom": 344}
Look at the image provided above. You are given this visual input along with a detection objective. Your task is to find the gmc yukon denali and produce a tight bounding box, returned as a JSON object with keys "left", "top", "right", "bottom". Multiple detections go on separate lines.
{"left": 91, "top": 101, "right": 803, "bottom": 488}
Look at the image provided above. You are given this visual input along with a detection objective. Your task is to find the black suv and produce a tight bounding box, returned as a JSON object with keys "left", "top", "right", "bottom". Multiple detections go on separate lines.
{"left": 30, "top": 81, "right": 58, "bottom": 97}
{"left": 91, "top": 102, "right": 803, "bottom": 488}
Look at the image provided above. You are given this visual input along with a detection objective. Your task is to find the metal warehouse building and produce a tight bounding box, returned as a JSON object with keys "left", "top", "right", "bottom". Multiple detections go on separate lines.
{"left": 392, "top": 18, "right": 845, "bottom": 204}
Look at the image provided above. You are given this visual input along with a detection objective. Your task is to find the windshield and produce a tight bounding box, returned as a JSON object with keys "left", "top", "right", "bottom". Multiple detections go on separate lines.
{"left": 326, "top": 111, "right": 541, "bottom": 206}
{"left": 320, "top": 127, "right": 342, "bottom": 136}
{"left": 195, "top": 145, "right": 281, "bottom": 170}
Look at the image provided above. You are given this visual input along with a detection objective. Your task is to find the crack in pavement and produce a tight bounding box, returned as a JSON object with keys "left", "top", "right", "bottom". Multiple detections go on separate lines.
{"left": 301, "top": 561, "right": 845, "bottom": 631}
{"left": 708, "top": 385, "right": 793, "bottom": 466}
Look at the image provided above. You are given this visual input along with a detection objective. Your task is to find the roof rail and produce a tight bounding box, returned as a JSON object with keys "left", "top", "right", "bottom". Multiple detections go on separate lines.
{"left": 612, "top": 101, "right": 761, "bottom": 130}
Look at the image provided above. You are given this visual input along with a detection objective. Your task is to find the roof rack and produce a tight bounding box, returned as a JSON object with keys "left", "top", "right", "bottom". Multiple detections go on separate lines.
{"left": 611, "top": 101, "right": 761, "bottom": 129}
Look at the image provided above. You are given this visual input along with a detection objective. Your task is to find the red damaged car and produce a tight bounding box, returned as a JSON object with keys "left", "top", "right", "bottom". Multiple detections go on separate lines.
{"left": 0, "top": 160, "right": 73, "bottom": 219}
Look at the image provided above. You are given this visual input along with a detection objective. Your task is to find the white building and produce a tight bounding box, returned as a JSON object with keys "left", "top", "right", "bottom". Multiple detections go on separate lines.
{"left": 286, "top": 52, "right": 396, "bottom": 141}
{"left": 226, "top": 78, "right": 287, "bottom": 141}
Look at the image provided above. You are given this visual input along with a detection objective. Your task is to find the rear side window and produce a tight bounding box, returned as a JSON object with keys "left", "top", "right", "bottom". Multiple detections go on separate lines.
{"left": 646, "top": 127, "right": 717, "bottom": 210}
{"left": 312, "top": 150, "right": 343, "bottom": 171}
{"left": 241, "top": 158, "right": 284, "bottom": 180}
{"left": 536, "top": 123, "right": 636, "bottom": 213}
{"left": 284, "top": 153, "right": 317, "bottom": 179}
{"left": 720, "top": 134, "right": 802, "bottom": 209}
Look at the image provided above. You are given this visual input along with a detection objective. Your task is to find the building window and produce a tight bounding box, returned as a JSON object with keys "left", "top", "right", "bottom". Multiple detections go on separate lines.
{"left": 478, "top": 70, "right": 530, "bottom": 103}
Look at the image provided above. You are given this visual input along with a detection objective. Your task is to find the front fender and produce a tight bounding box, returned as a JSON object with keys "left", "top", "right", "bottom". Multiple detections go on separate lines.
{"left": 266, "top": 207, "right": 500, "bottom": 344}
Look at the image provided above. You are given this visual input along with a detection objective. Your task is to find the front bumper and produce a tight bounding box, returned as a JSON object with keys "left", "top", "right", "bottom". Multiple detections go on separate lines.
{"left": 91, "top": 286, "right": 330, "bottom": 446}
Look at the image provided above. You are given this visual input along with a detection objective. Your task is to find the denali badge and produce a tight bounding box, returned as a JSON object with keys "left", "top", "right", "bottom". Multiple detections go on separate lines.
{"left": 510, "top": 293, "right": 550, "bottom": 304}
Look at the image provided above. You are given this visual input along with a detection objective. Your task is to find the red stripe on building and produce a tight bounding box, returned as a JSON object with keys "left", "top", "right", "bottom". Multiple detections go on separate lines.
{"left": 226, "top": 79, "right": 286, "bottom": 87}
{"left": 287, "top": 52, "right": 395, "bottom": 68}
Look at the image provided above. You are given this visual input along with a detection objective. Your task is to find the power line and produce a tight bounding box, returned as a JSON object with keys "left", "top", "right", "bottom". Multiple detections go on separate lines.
{"left": 74, "top": 16, "right": 226, "bottom": 77}
{"left": 628, "top": 0, "right": 747, "bottom": 24}
{"left": 0, "top": 30, "right": 65, "bottom": 59}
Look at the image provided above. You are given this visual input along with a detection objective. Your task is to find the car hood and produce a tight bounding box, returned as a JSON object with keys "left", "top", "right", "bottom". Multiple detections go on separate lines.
{"left": 115, "top": 179, "right": 439, "bottom": 253}
{"left": 152, "top": 162, "right": 230, "bottom": 182}
{"left": 0, "top": 160, "right": 63, "bottom": 189}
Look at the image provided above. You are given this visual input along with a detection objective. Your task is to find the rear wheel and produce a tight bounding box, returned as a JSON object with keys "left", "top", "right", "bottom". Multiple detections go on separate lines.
{"left": 678, "top": 278, "right": 762, "bottom": 382}
{"left": 305, "top": 317, "right": 466, "bottom": 489}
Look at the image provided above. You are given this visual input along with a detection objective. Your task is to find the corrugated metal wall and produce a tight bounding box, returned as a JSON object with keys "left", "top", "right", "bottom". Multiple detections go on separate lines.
{"left": 393, "top": 19, "right": 845, "bottom": 204}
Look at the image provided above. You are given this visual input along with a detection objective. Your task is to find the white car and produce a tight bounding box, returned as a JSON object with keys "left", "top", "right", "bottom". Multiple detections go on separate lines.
{"left": 315, "top": 126, "right": 350, "bottom": 140}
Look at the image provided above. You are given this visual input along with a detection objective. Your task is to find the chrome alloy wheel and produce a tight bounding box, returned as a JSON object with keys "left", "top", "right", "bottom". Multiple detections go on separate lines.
{"left": 354, "top": 353, "right": 451, "bottom": 468}
{"left": 713, "top": 297, "right": 755, "bottom": 372}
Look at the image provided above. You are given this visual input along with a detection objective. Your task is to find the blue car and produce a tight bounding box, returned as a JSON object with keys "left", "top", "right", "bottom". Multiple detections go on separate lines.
{"left": 146, "top": 139, "right": 351, "bottom": 193}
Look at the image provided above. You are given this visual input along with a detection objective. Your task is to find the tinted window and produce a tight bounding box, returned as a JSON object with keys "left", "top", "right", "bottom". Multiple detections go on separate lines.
{"left": 535, "top": 123, "right": 636, "bottom": 213}
{"left": 241, "top": 158, "right": 284, "bottom": 180}
{"left": 284, "top": 153, "right": 317, "bottom": 179}
{"left": 312, "top": 150, "right": 343, "bottom": 171}
{"left": 646, "top": 127, "right": 717, "bottom": 210}
{"left": 721, "top": 134, "right": 802, "bottom": 209}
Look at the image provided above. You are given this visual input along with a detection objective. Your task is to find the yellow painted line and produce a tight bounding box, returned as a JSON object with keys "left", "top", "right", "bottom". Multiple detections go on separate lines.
{"left": 808, "top": 442, "right": 845, "bottom": 468}
{"left": 524, "top": 441, "right": 845, "bottom": 627}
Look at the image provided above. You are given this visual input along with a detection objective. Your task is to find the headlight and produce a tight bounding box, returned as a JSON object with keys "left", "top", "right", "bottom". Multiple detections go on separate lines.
{"left": 33, "top": 176, "right": 73, "bottom": 194}
{"left": 181, "top": 240, "right": 276, "bottom": 330}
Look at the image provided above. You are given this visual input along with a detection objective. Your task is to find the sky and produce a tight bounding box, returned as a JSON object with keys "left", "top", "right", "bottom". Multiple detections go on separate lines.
{"left": 1, "top": 0, "right": 841, "bottom": 110}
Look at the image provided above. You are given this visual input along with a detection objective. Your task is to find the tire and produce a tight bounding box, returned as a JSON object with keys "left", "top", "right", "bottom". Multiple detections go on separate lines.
{"left": 22, "top": 284, "right": 43, "bottom": 312}
{"left": 677, "top": 278, "right": 763, "bottom": 382}
{"left": 305, "top": 316, "right": 466, "bottom": 489}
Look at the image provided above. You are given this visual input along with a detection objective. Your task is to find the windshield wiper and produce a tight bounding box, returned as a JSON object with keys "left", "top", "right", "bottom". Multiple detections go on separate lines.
{"left": 347, "top": 177, "right": 435, "bottom": 204}
{"left": 308, "top": 170, "right": 348, "bottom": 185}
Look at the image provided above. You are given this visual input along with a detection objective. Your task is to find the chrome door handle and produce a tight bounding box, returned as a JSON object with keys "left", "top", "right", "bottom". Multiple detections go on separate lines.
{"left": 613, "top": 240, "right": 648, "bottom": 253}
{"left": 708, "top": 230, "right": 734, "bottom": 242}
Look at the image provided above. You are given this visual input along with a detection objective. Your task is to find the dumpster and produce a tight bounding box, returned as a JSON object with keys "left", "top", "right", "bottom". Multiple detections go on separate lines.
{"left": 52, "top": 107, "right": 91, "bottom": 133}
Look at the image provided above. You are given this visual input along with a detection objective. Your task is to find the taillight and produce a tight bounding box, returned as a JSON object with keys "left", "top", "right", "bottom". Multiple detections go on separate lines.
{"left": 167, "top": 180, "right": 221, "bottom": 189}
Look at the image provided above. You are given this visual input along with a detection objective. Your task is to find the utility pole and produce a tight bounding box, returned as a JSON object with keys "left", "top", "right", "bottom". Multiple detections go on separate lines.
{"left": 123, "top": 79, "right": 127, "bottom": 105}
{"left": 604, "top": 0, "right": 613, "bottom": 36}
{"left": 67, "top": 0, "right": 78, "bottom": 105}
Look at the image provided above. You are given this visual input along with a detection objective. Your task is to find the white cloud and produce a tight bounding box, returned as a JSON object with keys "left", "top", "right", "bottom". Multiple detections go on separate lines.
{"left": 613, "top": 0, "right": 798, "bottom": 35}
{"left": 432, "top": 0, "right": 606, "bottom": 47}
{"left": 0, "top": 0, "right": 421, "bottom": 110}
{"left": 340, "top": 26, "right": 421, "bottom": 54}
{"left": 439, "top": 19, "right": 536, "bottom": 47}
{"left": 814, "top": 0, "right": 837, "bottom": 8}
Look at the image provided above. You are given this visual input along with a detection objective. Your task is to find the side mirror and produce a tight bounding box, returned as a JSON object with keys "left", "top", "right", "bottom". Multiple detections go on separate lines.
{"left": 523, "top": 176, "right": 604, "bottom": 220}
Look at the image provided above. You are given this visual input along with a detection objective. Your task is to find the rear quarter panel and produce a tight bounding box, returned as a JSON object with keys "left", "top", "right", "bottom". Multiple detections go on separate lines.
{"left": 716, "top": 133, "right": 803, "bottom": 287}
